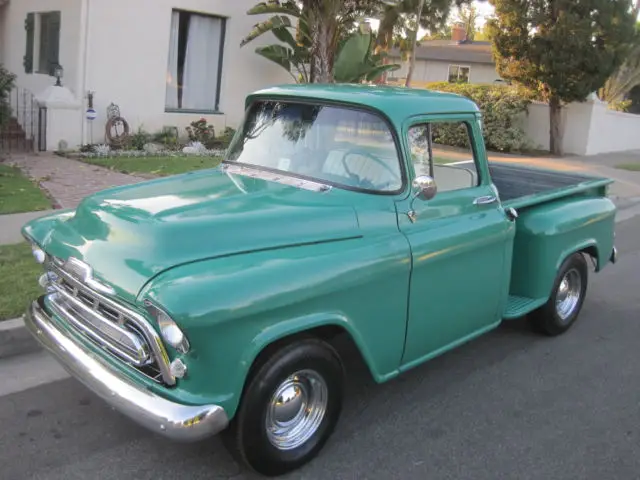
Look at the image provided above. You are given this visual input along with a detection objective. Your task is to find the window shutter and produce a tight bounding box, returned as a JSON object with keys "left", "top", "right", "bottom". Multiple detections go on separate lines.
{"left": 47, "top": 11, "right": 61, "bottom": 75}
{"left": 24, "top": 13, "right": 35, "bottom": 74}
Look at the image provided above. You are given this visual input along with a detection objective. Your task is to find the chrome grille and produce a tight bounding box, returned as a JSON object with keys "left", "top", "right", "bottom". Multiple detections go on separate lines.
{"left": 44, "top": 258, "right": 175, "bottom": 386}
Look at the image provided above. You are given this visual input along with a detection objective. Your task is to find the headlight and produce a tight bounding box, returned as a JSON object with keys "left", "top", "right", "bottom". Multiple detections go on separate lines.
{"left": 31, "top": 244, "right": 46, "bottom": 264}
{"left": 144, "top": 301, "right": 190, "bottom": 354}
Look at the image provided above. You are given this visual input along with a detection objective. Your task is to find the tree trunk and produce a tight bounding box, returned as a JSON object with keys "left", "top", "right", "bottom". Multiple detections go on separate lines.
{"left": 405, "top": 0, "right": 426, "bottom": 87}
{"left": 549, "top": 95, "right": 563, "bottom": 156}
{"left": 375, "top": 7, "right": 399, "bottom": 51}
{"left": 303, "top": 0, "right": 339, "bottom": 83}
{"left": 312, "top": 22, "right": 336, "bottom": 83}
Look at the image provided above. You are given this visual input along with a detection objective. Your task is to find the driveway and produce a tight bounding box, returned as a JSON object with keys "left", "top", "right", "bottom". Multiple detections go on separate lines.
{"left": 7, "top": 153, "right": 144, "bottom": 209}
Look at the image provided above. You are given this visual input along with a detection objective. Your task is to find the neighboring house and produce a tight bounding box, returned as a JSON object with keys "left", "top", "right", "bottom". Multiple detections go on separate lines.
{"left": 0, "top": 0, "right": 291, "bottom": 150}
{"left": 387, "top": 24, "right": 502, "bottom": 87}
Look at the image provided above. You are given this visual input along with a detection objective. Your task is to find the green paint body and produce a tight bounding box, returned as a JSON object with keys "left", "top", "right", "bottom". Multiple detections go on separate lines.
{"left": 22, "top": 85, "right": 616, "bottom": 419}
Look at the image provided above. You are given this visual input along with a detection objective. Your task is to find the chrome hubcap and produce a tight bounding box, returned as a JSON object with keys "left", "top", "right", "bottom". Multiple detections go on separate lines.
{"left": 555, "top": 269, "right": 582, "bottom": 322}
{"left": 265, "top": 370, "right": 328, "bottom": 451}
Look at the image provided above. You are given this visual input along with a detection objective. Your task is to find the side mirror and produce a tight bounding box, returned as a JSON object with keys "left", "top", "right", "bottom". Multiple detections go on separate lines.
{"left": 412, "top": 175, "right": 437, "bottom": 201}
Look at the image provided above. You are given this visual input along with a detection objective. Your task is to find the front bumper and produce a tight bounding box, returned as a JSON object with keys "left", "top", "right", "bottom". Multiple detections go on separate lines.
{"left": 610, "top": 246, "right": 618, "bottom": 264}
{"left": 25, "top": 296, "right": 229, "bottom": 442}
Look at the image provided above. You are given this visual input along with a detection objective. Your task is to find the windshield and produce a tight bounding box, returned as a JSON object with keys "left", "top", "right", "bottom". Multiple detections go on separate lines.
{"left": 225, "top": 101, "right": 403, "bottom": 192}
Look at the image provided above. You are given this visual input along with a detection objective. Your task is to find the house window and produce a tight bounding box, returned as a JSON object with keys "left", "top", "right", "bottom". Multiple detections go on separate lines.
{"left": 165, "top": 10, "right": 226, "bottom": 112}
{"left": 24, "top": 11, "right": 61, "bottom": 75}
{"left": 448, "top": 65, "right": 470, "bottom": 84}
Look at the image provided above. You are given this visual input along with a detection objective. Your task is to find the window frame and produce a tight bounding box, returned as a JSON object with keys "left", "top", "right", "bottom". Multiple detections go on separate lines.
{"left": 24, "top": 10, "right": 61, "bottom": 76}
{"left": 224, "top": 97, "right": 409, "bottom": 196}
{"left": 447, "top": 64, "right": 471, "bottom": 84}
{"left": 37, "top": 11, "right": 61, "bottom": 75}
{"left": 164, "top": 9, "right": 227, "bottom": 114}
{"left": 403, "top": 114, "right": 486, "bottom": 193}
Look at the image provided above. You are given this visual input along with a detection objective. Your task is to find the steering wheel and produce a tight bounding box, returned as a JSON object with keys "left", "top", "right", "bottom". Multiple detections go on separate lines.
{"left": 340, "top": 148, "right": 400, "bottom": 190}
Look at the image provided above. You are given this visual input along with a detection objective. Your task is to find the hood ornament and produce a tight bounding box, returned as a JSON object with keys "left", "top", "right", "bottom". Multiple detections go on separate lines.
{"left": 64, "top": 257, "right": 116, "bottom": 296}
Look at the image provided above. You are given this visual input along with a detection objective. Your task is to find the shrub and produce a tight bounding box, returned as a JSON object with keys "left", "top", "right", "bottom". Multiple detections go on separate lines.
{"left": 152, "top": 127, "right": 180, "bottom": 150}
{"left": 0, "top": 65, "right": 16, "bottom": 127}
{"left": 127, "top": 126, "right": 152, "bottom": 150}
{"left": 423, "top": 82, "right": 536, "bottom": 153}
{"left": 186, "top": 118, "right": 219, "bottom": 149}
{"left": 217, "top": 127, "right": 237, "bottom": 148}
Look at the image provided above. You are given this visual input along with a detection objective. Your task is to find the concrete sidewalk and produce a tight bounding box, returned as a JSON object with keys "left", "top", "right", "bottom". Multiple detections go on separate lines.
{"left": 0, "top": 210, "right": 56, "bottom": 245}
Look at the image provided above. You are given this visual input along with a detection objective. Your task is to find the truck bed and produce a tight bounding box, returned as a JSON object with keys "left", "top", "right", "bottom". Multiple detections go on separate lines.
{"left": 488, "top": 163, "right": 613, "bottom": 209}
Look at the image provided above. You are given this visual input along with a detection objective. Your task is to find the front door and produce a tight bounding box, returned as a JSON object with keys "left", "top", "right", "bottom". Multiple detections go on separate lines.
{"left": 397, "top": 115, "right": 515, "bottom": 368}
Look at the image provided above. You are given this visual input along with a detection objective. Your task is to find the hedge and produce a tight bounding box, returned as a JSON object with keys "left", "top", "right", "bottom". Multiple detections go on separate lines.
{"left": 0, "top": 65, "right": 16, "bottom": 127}
{"left": 422, "top": 82, "right": 536, "bottom": 153}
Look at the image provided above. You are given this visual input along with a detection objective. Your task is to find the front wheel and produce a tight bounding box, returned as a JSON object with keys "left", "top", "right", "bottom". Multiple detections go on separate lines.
{"left": 530, "top": 253, "right": 589, "bottom": 336}
{"left": 224, "top": 339, "right": 345, "bottom": 477}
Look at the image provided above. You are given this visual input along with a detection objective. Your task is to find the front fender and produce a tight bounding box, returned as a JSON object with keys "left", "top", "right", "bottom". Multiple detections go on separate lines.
{"left": 138, "top": 234, "right": 411, "bottom": 419}
{"left": 241, "top": 311, "right": 379, "bottom": 376}
{"left": 21, "top": 209, "right": 76, "bottom": 245}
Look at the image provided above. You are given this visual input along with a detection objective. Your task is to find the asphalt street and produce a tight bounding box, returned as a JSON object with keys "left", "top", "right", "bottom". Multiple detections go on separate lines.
{"left": 1, "top": 219, "right": 639, "bottom": 480}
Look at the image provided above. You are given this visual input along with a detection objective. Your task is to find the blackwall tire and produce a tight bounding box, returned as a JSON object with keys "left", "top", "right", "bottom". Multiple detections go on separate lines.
{"left": 223, "top": 338, "right": 345, "bottom": 477}
{"left": 530, "top": 253, "right": 589, "bottom": 336}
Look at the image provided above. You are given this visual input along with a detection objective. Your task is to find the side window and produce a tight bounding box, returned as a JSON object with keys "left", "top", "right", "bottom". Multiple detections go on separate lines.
{"left": 408, "top": 121, "right": 479, "bottom": 193}
{"left": 24, "top": 11, "right": 61, "bottom": 75}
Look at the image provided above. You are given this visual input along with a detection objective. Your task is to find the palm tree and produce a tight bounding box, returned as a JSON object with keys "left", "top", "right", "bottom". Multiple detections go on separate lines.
{"left": 374, "top": 0, "right": 466, "bottom": 52}
{"left": 599, "top": 14, "right": 640, "bottom": 108}
{"left": 372, "top": 0, "right": 477, "bottom": 85}
{"left": 599, "top": 44, "right": 640, "bottom": 106}
{"left": 405, "top": 0, "right": 427, "bottom": 87}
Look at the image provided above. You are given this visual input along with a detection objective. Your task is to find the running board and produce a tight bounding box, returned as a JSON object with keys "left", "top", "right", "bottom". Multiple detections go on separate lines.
{"left": 503, "top": 295, "right": 546, "bottom": 319}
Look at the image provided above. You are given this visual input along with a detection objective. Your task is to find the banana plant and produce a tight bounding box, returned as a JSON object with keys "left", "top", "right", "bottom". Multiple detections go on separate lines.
{"left": 240, "top": 1, "right": 311, "bottom": 83}
{"left": 241, "top": 2, "right": 400, "bottom": 84}
{"left": 334, "top": 25, "right": 401, "bottom": 83}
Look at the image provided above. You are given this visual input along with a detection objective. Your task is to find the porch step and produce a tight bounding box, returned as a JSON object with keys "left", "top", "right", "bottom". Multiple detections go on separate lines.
{"left": 503, "top": 295, "right": 545, "bottom": 319}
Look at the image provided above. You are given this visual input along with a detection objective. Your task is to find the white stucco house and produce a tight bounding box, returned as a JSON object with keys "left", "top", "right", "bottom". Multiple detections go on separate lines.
{"left": 387, "top": 24, "right": 502, "bottom": 88}
{"left": 0, "top": 0, "right": 292, "bottom": 150}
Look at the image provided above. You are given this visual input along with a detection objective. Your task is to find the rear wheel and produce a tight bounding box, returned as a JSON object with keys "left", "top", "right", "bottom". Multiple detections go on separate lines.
{"left": 224, "top": 338, "right": 344, "bottom": 477}
{"left": 530, "top": 253, "right": 588, "bottom": 336}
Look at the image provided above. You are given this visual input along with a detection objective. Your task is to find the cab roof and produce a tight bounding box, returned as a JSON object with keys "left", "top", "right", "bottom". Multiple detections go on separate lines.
{"left": 246, "top": 84, "right": 480, "bottom": 125}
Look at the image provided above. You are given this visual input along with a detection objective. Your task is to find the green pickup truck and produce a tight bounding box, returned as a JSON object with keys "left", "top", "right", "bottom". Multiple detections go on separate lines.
{"left": 23, "top": 84, "right": 617, "bottom": 476}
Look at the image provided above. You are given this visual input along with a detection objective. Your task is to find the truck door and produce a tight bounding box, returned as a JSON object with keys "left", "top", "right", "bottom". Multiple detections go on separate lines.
{"left": 396, "top": 114, "right": 515, "bottom": 368}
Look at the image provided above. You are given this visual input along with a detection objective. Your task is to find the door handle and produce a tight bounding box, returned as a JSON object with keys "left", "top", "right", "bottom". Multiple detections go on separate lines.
{"left": 473, "top": 195, "right": 497, "bottom": 205}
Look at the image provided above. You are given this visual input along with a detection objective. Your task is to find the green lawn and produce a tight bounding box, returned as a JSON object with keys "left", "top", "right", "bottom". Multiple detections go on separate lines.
{"left": 0, "top": 164, "right": 52, "bottom": 214}
{"left": 81, "top": 155, "right": 223, "bottom": 176}
{"left": 0, "top": 242, "right": 42, "bottom": 321}
{"left": 615, "top": 163, "right": 640, "bottom": 172}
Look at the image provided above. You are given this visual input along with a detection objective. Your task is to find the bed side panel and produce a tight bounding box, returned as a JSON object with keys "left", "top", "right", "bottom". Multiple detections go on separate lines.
{"left": 509, "top": 196, "right": 616, "bottom": 300}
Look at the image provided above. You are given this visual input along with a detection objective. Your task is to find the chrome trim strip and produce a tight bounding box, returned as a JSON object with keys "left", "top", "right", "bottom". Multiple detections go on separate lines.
{"left": 49, "top": 262, "right": 176, "bottom": 386}
{"left": 64, "top": 257, "right": 116, "bottom": 296}
{"left": 221, "top": 163, "right": 332, "bottom": 192}
{"left": 25, "top": 297, "right": 229, "bottom": 442}
{"left": 49, "top": 285, "right": 150, "bottom": 366}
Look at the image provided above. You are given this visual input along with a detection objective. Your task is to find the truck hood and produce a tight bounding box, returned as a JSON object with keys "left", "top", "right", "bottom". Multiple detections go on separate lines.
{"left": 34, "top": 167, "right": 361, "bottom": 302}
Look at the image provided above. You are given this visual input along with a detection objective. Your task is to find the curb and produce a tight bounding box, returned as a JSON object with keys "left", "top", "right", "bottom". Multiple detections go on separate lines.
{"left": 0, "top": 316, "right": 40, "bottom": 360}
